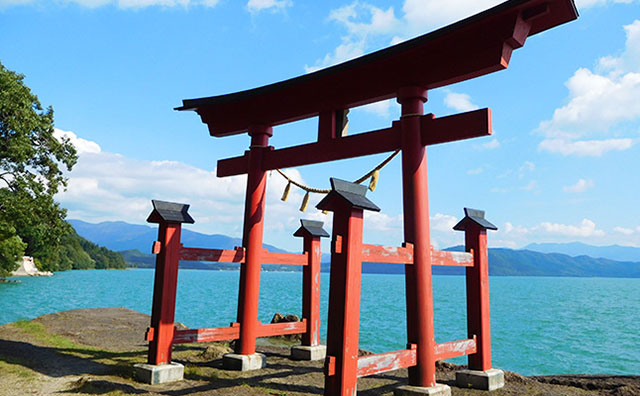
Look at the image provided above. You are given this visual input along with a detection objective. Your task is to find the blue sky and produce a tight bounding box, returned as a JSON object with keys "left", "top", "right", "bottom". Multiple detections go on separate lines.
{"left": 2, "top": 0, "right": 639, "bottom": 252}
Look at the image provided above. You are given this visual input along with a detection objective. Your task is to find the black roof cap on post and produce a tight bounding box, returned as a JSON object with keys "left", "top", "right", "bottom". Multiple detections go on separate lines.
{"left": 316, "top": 178, "right": 380, "bottom": 212}
{"left": 453, "top": 208, "right": 497, "bottom": 231}
{"left": 293, "top": 219, "right": 330, "bottom": 238}
{"left": 147, "top": 200, "right": 195, "bottom": 224}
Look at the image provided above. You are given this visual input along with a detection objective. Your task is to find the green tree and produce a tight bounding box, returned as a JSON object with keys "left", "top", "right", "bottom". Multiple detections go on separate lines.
{"left": 0, "top": 61, "right": 77, "bottom": 274}
{"left": 0, "top": 221, "right": 26, "bottom": 277}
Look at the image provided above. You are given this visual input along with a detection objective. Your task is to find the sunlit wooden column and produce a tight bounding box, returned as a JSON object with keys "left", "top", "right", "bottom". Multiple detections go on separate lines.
{"left": 397, "top": 87, "right": 437, "bottom": 387}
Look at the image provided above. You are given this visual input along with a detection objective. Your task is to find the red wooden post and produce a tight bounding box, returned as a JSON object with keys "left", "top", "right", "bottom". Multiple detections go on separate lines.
{"left": 294, "top": 220, "right": 329, "bottom": 347}
{"left": 318, "top": 179, "right": 380, "bottom": 396}
{"left": 303, "top": 236, "right": 322, "bottom": 346}
{"left": 236, "top": 125, "right": 272, "bottom": 356}
{"left": 453, "top": 208, "right": 498, "bottom": 371}
{"left": 145, "top": 200, "right": 194, "bottom": 365}
{"left": 397, "top": 87, "right": 437, "bottom": 388}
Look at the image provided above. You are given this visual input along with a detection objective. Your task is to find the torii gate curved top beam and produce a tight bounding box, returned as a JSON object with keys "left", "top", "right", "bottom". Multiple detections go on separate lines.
{"left": 176, "top": 0, "right": 577, "bottom": 137}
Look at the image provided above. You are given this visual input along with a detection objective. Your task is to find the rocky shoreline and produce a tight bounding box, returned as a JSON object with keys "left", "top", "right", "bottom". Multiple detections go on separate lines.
{"left": 0, "top": 308, "right": 638, "bottom": 396}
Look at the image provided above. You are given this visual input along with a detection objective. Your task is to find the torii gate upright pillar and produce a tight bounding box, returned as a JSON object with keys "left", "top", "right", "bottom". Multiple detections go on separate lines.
{"left": 223, "top": 124, "right": 272, "bottom": 371}
{"left": 397, "top": 87, "right": 439, "bottom": 389}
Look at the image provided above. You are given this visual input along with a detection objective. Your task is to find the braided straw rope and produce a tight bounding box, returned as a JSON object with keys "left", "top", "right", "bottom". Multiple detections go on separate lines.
{"left": 276, "top": 149, "right": 400, "bottom": 197}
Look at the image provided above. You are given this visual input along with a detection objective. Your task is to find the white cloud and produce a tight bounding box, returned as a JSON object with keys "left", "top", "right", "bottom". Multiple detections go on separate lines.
{"left": 521, "top": 180, "right": 536, "bottom": 191}
{"left": 364, "top": 211, "right": 402, "bottom": 232}
{"left": 305, "top": 3, "right": 397, "bottom": 72}
{"left": 539, "top": 138, "right": 633, "bottom": 156}
{"left": 467, "top": 167, "right": 483, "bottom": 175}
{"left": 54, "top": 129, "right": 319, "bottom": 250}
{"left": 247, "top": 0, "right": 291, "bottom": 14}
{"left": 430, "top": 213, "right": 458, "bottom": 233}
{"left": 518, "top": 161, "right": 535, "bottom": 178}
{"left": 305, "top": 41, "right": 365, "bottom": 73}
{"left": 613, "top": 226, "right": 635, "bottom": 235}
{"left": 479, "top": 138, "right": 500, "bottom": 150}
{"left": 355, "top": 99, "right": 398, "bottom": 118}
{"left": 443, "top": 92, "right": 479, "bottom": 112}
{"left": 563, "top": 178, "right": 595, "bottom": 193}
{"left": 54, "top": 128, "right": 102, "bottom": 154}
{"left": 538, "top": 20, "right": 640, "bottom": 156}
{"left": 402, "top": 0, "right": 502, "bottom": 33}
{"left": 538, "top": 219, "right": 605, "bottom": 237}
{"left": 502, "top": 218, "right": 605, "bottom": 240}
{"left": 503, "top": 222, "right": 530, "bottom": 236}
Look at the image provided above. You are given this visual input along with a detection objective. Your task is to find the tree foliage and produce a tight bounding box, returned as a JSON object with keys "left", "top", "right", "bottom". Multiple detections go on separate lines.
{"left": 0, "top": 61, "right": 76, "bottom": 274}
{"left": 58, "top": 229, "right": 126, "bottom": 270}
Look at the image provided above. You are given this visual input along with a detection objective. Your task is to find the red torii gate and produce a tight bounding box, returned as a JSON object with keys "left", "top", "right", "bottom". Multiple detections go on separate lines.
{"left": 137, "top": 0, "right": 577, "bottom": 394}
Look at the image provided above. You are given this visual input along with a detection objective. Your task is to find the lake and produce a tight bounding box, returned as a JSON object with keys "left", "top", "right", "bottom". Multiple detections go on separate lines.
{"left": 1, "top": 269, "right": 638, "bottom": 376}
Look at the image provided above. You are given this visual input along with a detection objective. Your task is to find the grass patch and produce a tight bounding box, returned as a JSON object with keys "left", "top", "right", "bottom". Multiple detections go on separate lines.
{"left": 184, "top": 364, "right": 206, "bottom": 378}
{"left": 8, "top": 320, "right": 146, "bottom": 380}
{"left": 11, "top": 320, "right": 79, "bottom": 349}
{"left": 0, "top": 359, "right": 36, "bottom": 379}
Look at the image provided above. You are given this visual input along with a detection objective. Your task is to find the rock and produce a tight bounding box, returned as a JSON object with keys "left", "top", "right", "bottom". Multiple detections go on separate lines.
{"left": 200, "top": 343, "right": 233, "bottom": 360}
{"left": 270, "top": 313, "right": 300, "bottom": 324}
{"left": 270, "top": 312, "right": 302, "bottom": 342}
{"left": 11, "top": 256, "right": 53, "bottom": 277}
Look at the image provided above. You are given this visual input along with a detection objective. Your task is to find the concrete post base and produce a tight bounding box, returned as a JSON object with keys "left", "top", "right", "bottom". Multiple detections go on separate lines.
{"left": 456, "top": 368, "right": 505, "bottom": 391}
{"left": 394, "top": 384, "right": 451, "bottom": 396}
{"left": 222, "top": 353, "right": 266, "bottom": 371}
{"left": 134, "top": 362, "right": 184, "bottom": 384}
{"left": 290, "top": 345, "right": 327, "bottom": 361}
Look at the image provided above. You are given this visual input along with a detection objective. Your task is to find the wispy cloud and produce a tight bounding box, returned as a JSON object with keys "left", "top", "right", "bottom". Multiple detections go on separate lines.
{"left": 563, "top": 178, "right": 595, "bottom": 193}
{"left": 443, "top": 92, "right": 480, "bottom": 112}
{"left": 503, "top": 218, "right": 605, "bottom": 238}
{"left": 247, "top": 0, "right": 291, "bottom": 15}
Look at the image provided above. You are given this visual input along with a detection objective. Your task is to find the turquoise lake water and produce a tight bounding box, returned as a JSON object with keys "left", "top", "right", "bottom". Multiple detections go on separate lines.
{"left": 1, "top": 269, "right": 638, "bottom": 376}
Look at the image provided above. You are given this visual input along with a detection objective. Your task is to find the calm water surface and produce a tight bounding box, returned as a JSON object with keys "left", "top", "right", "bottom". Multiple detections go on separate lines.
{"left": 1, "top": 269, "right": 638, "bottom": 376}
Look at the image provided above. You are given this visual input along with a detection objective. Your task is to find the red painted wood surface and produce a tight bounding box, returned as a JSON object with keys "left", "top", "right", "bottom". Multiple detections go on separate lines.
{"left": 257, "top": 320, "right": 307, "bottom": 337}
{"left": 217, "top": 109, "right": 491, "bottom": 177}
{"left": 399, "top": 88, "right": 437, "bottom": 388}
{"left": 179, "top": 246, "right": 307, "bottom": 266}
{"left": 262, "top": 251, "right": 308, "bottom": 266}
{"left": 434, "top": 337, "right": 478, "bottom": 361}
{"left": 173, "top": 324, "right": 241, "bottom": 344}
{"left": 170, "top": 320, "right": 307, "bottom": 344}
{"left": 356, "top": 345, "right": 417, "bottom": 378}
{"left": 236, "top": 127, "right": 271, "bottom": 355}
{"left": 361, "top": 243, "right": 413, "bottom": 264}
{"left": 465, "top": 226, "right": 493, "bottom": 371}
{"left": 180, "top": 246, "right": 245, "bottom": 262}
{"left": 178, "top": 0, "right": 577, "bottom": 137}
{"left": 147, "top": 222, "right": 182, "bottom": 365}
{"left": 324, "top": 206, "right": 364, "bottom": 396}
{"left": 302, "top": 237, "right": 322, "bottom": 346}
{"left": 431, "top": 248, "right": 474, "bottom": 267}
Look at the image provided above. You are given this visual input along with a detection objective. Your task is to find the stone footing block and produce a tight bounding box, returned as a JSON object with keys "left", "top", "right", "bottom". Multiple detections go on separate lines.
{"left": 290, "top": 345, "right": 327, "bottom": 361}
{"left": 134, "top": 362, "right": 184, "bottom": 384}
{"left": 394, "top": 384, "right": 451, "bottom": 396}
{"left": 456, "top": 368, "right": 505, "bottom": 391}
{"left": 222, "top": 353, "right": 266, "bottom": 371}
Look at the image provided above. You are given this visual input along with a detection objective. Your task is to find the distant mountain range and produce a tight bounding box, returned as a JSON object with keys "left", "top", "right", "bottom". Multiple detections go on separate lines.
{"left": 69, "top": 219, "right": 640, "bottom": 278}
{"left": 69, "top": 219, "right": 285, "bottom": 254}
{"left": 524, "top": 242, "right": 640, "bottom": 262}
